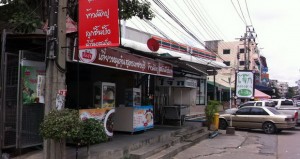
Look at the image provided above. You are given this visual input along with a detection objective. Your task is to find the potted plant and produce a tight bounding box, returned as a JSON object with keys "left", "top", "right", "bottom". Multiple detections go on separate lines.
{"left": 76, "top": 118, "right": 108, "bottom": 157}
{"left": 40, "top": 109, "right": 82, "bottom": 158}
{"left": 40, "top": 109, "right": 108, "bottom": 158}
{"left": 204, "top": 100, "right": 220, "bottom": 130}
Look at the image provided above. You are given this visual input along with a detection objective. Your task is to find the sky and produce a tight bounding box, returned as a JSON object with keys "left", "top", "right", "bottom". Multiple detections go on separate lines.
{"left": 126, "top": 0, "right": 300, "bottom": 87}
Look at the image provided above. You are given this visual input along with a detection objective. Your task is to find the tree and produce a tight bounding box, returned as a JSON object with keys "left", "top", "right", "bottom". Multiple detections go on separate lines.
{"left": 0, "top": 0, "right": 154, "bottom": 33}
{"left": 286, "top": 87, "right": 295, "bottom": 99}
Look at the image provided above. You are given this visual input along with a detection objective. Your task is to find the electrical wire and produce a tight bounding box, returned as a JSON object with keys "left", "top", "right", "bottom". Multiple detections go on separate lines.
{"left": 245, "top": 0, "right": 253, "bottom": 25}
{"left": 153, "top": 0, "right": 226, "bottom": 65}
{"left": 236, "top": 0, "right": 247, "bottom": 24}
{"left": 230, "top": 0, "right": 247, "bottom": 25}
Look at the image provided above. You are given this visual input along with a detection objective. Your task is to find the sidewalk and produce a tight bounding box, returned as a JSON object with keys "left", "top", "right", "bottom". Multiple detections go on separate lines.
{"left": 173, "top": 130, "right": 249, "bottom": 159}
{"left": 12, "top": 122, "right": 205, "bottom": 159}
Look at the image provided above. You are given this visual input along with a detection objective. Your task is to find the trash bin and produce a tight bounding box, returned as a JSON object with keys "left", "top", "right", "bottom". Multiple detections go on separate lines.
{"left": 213, "top": 113, "right": 220, "bottom": 130}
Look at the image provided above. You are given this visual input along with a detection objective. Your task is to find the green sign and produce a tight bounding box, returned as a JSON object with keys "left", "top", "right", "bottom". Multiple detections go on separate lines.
{"left": 235, "top": 71, "right": 254, "bottom": 98}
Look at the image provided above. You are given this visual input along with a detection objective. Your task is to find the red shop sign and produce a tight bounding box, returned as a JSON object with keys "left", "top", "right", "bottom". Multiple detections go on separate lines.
{"left": 78, "top": 0, "right": 120, "bottom": 49}
{"left": 73, "top": 48, "right": 173, "bottom": 78}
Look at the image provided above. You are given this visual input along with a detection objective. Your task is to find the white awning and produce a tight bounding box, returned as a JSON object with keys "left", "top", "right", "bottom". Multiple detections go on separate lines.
{"left": 121, "top": 38, "right": 226, "bottom": 69}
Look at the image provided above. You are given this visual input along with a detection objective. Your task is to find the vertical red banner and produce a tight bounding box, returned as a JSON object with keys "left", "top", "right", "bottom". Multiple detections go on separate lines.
{"left": 79, "top": 0, "right": 120, "bottom": 49}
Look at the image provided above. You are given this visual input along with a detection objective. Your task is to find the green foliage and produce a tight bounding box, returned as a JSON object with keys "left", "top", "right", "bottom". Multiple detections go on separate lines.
{"left": 205, "top": 100, "right": 220, "bottom": 127}
{"left": 9, "top": 12, "right": 42, "bottom": 33}
{"left": 77, "top": 118, "right": 108, "bottom": 145}
{"left": 1, "top": 0, "right": 154, "bottom": 33}
{"left": 40, "top": 109, "right": 82, "bottom": 141}
{"left": 40, "top": 109, "right": 108, "bottom": 147}
{"left": 119, "top": 0, "right": 155, "bottom": 20}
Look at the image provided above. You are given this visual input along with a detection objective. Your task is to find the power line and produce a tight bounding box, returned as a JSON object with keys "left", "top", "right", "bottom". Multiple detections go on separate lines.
{"left": 153, "top": 0, "right": 226, "bottom": 65}
{"left": 236, "top": 0, "right": 247, "bottom": 24}
{"left": 230, "top": 0, "right": 247, "bottom": 25}
{"left": 245, "top": 0, "right": 253, "bottom": 25}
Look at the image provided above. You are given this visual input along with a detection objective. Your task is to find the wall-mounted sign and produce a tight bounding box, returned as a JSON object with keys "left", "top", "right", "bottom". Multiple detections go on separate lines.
{"left": 78, "top": 0, "right": 120, "bottom": 49}
{"left": 235, "top": 70, "right": 254, "bottom": 98}
{"left": 73, "top": 48, "right": 173, "bottom": 78}
{"left": 157, "top": 77, "right": 197, "bottom": 88}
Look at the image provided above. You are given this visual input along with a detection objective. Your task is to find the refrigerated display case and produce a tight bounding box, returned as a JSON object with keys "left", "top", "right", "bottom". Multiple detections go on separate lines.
{"left": 93, "top": 82, "right": 116, "bottom": 108}
{"left": 125, "top": 88, "right": 141, "bottom": 107}
{"left": 114, "top": 105, "right": 153, "bottom": 133}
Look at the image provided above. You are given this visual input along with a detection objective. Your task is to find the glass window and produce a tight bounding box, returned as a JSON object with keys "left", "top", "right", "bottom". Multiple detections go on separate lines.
{"left": 250, "top": 107, "right": 269, "bottom": 115}
{"left": 267, "top": 107, "right": 281, "bottom": 115}
{"left": 256, "top": 102, "right": 262, "bottom": 106}
{"left": 236, "top": 107, "right": 251, "bottom": 115}
{"left": 223, "top": 49, "right": 230, "bottom": 54}
{"left": 265, "top": 101, "right": 275, "bottom": 107}
{"left": 239, "top": 102, "right": 255, "bottom": 108}
{"left": 281, "top": 100, "right": 293, "bottom": 106}
{"left": 240, "top": 61, "right": 245, "bottom": 66}
{"left": 223, "top": 61, "right": 230, "bottom": 66}
{"left": 196, "top": 79, "right": 206, "bottom": 105}
{"left": 240, "top": 48, "right": 245, "bottom": 53}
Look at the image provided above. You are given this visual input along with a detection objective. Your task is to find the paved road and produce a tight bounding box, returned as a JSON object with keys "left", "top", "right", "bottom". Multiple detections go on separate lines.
{"left": 277, "top": 127, "right": 300, "bottom": 159}
{"left": 173, "top": 127, "right": 300, "bottom": 159}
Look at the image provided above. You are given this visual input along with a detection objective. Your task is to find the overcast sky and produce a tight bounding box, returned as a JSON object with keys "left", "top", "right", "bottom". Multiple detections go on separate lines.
{"left": 127, "top": 0, "right": 300, "bottom": 87}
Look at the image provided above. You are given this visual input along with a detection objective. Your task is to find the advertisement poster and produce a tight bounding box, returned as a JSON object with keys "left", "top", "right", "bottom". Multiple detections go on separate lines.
{"left": 79, "top": 108, "right": 115, "bottom": 137}
{"left": 133, "top": 106, "right": 154, "bottom": 132}
{"left": 37, "top": 75, "right": 45, "bottom": 103}
{"left": 78, "top": 0, "right": 120, "bottom": 49}
{"left": 21, "top": 61, "right": 46, "bottom": 104}
{"left": 235, "top": 71, "right": 254, "bottom": 98}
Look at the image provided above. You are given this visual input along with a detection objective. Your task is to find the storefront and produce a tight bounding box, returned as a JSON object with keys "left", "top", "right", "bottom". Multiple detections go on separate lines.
{"left": 66, "top": 47, "right": 173, "bottom": 135}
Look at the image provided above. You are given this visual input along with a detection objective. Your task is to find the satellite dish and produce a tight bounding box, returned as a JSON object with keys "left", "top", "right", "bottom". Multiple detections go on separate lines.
{"left": 147, "top": 38, "right": 159, "bottom": 52}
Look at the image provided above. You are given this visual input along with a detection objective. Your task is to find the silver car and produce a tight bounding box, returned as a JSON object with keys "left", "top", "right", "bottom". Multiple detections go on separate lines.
{"left": 219, "top": 106, "right": 295, "bottom": 134}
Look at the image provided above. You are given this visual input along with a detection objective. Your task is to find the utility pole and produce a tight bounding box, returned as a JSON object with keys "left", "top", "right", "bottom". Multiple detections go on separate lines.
{"left": 240, "top": 25, "right": 257, "bottom": 70}
{"left": 44, "top": 0, "right": 67, "bottom": 158}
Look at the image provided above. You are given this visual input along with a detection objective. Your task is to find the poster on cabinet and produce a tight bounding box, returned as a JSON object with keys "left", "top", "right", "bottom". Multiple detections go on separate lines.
{"left": 133, "top": 106, "right": 154, "bottom": 132}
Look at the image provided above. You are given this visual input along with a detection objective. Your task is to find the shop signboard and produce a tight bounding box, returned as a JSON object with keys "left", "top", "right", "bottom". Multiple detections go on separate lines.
{"left": 74, "top": 48, "right": 173, "bottom": 77}
{"left": 21, "top": 60, "right": 46, "bottom": 104}
{"left": 79, "top": 108, "right": 115, "bottom": 137}
{"left": 235, "top": 70, "right": 254, "bottom": 98}
{"left": 157, "top": 77, "right": 197, "bottom": 88}
{"left": 133, "top": 106, "right": 154, "bottom": 132}
{"left": 78, "top": 0, "right": 119, "bottom": 49}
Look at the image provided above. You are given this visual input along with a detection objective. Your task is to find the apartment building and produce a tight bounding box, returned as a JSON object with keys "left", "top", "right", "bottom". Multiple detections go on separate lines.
{"left": 205, "top": 40, "right": 261, "bottom": 89}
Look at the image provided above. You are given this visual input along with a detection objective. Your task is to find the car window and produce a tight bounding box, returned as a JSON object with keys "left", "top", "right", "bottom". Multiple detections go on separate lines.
{"left": 250, "top": 107, "right": 269, "bottom": 115}
{"left": 265, "top": 101, "right": 275, "bottom": 107}
{"left": 240, "top": 102, "right": 255, "bottom": 108}
{"left": 236, "top": 107, "right": 251, "bottom": 115}
{"left": 281, "top": 100, "right": 293, "bottom": 106}
{"left": 256, "top": 102, "right": 262, "bottom": 106}
{"left": 273, "top": 101, "right": 278, "bottom": 105}
{"left": 267, "top": 107, "right": 281, "bottom": 115}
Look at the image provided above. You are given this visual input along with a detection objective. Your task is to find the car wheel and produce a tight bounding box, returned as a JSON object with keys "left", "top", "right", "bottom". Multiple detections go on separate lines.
{"left": 219, "top": 119, "right": 228, "bottom": 130}
{"left": 262, "top": 122, "right": 276, "bottom": 134}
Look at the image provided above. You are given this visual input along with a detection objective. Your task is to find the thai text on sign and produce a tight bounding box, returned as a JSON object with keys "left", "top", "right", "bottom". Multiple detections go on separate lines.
{"left": 79, "top": 0, "right": 120, "bottom": 49}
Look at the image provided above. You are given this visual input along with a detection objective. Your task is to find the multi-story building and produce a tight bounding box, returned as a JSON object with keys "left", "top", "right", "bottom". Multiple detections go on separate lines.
{"left": 204, "top": 40, "right": 261, "bottom": 102}
{"left": 278, "top": 82, "right": 289, "bottom": 97}
{"left": 270, "top": 80, "right": 289, "bottom": 98}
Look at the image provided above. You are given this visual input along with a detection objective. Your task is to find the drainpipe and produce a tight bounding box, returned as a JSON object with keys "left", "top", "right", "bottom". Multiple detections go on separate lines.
{"left": 213, "top": 69, "right": 216, "bottom": 100}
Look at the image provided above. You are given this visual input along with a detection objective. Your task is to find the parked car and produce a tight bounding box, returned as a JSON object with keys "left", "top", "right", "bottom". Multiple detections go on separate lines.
{"left": 219, "top": 106, "right": 296, "bottom": 134}
{"left": 269, "top": 99, "right": 300, "bottom": 124}
{"left": 238, "top": 100, "right": 275, "bottom": 108}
